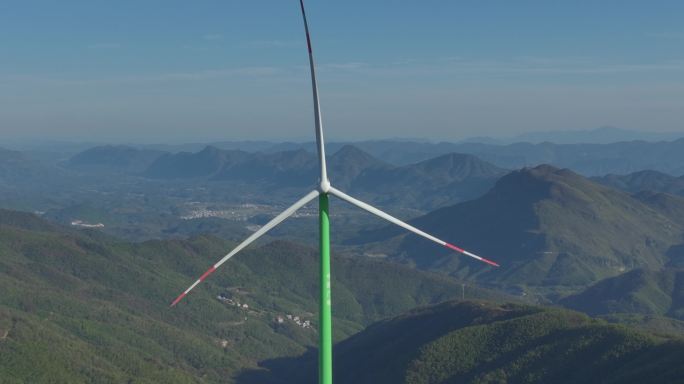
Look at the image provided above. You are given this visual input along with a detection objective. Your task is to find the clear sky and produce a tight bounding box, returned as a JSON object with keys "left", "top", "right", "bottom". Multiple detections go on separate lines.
{"left": 1, "top": 0, "right": 683, "bottom": 143}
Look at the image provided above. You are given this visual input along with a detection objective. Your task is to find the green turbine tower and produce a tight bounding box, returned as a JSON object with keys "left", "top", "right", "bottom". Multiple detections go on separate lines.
{"left": 170, "top": 2, "right": 499, "bottom": 383}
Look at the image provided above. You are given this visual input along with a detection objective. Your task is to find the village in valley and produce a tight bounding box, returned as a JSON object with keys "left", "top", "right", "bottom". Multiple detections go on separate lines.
{"left": 217, "top": 291, "right": 313, "bottom": 330}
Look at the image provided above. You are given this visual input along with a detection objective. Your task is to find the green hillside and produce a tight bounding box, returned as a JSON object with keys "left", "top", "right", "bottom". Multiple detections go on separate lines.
{"left": 632, "top": 191, "right": 684, "bottom": 229}
{"left": 0, "top": 209, "right": 508, "bottom": 383}
{"left": 247, "top": 301, "right": 684, "bottom": 384}
{"left": 560, "top": 268, "right": 684, "bottom": 321}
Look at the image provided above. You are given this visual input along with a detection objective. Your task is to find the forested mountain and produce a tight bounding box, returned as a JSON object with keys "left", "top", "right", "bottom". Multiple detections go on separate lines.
{"left": 0, "top": 209, "right": 507, "bottom": 383}
{"left": 355, "top": 165, "right": 684, "bottom": 291}
{"left": 560, "top": 268, "right": 684, "bottom": 320}
{"left": 239, "top": 301, "right": 684, "bottom": 384}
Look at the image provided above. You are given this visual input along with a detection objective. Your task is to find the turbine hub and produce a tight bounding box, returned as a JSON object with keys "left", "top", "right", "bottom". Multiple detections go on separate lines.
{"left": 319, "top": 179, "right": 331, "bottom": 194}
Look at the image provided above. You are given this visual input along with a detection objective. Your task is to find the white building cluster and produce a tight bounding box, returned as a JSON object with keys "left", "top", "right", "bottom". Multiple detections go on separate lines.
{"left": 216, "top": 294, "right": 311, "bottom": 329}
{"left": 70, "top": 220, "right": 105, "bottom": 228}
{"left": 276, "top": 314, "right": 311, "bottom": 329}
{"left": 217, "top": 294, "right": 249, "bottom": 309}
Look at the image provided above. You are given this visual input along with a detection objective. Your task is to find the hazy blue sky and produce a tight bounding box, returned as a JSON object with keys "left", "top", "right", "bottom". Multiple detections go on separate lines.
{"left": 1, "top": 1, "right": 683, "bottom": 143}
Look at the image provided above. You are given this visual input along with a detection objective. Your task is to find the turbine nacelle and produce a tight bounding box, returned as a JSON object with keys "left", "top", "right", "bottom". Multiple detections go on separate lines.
{"left": 319, "top": 179, "right": 331, "bottom": 194}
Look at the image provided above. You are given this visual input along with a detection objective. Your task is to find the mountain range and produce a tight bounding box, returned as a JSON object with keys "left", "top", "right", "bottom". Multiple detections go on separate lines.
{"left": 505, "top": 126, "right": 684, "bottom": 145}
{"left": 356, "top": 138, "right": 684, "bottom": 176}
{"left": 62, "top": 136, "right": 684, "bottom": 180}
{"left": 255, "top": 138, "right": 684, "bottom": 176}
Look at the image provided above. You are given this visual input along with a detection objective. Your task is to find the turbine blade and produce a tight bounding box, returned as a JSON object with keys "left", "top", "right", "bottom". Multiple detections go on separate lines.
{"left": 328, "top": 187, "right": 499, "bottom": 267}
{"left": 171, "top": 189, "right": 320, "bottom": 307}
{"left": 298, "top": 0, "right": 329, "bottom": 185}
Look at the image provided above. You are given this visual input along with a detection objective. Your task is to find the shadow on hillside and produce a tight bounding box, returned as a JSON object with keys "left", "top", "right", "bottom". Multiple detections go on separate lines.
{"left": 667, "top": 243, "right": 684, "bottom": 268}
{"left": 234, "top": 347, "right": 317, "bottom": 384}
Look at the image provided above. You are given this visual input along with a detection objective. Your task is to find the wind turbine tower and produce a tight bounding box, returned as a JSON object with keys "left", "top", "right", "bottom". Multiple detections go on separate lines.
{"left": 170, "top": 2, "right": 499, "bottom": 383}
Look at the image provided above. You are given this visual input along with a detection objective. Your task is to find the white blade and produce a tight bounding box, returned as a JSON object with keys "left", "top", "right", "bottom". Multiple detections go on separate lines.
{"left": 171, "top": 189, "right": 320, "bottom": 306}
{"left": 299, "top": 0, "right": 328, "bottom": 185}
{"left": 328, "top": 186, "right": 499, "bottom": 267}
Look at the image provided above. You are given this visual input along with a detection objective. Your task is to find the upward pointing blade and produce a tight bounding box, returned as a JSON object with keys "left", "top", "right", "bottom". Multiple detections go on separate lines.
{"left": 298, "top": 0, "right": 328, "bottom": 185}
{"left": 170, "top": 189, "right": 320, "bottom": 307}
{"left": 328, "top": 186, "right": 499, "bottom": 267}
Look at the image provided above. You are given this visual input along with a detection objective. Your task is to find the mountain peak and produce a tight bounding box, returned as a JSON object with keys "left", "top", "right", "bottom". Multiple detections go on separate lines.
{"left": 330, "top": 145, "right": 386, "bottom": 167}
{"left": 518, "top": 164, "right": 581, "bottom": 181}
{"left": 412, "top": 152, "right": 507, "bottom": 181}
{"left": 333, "top": 144, "right": 375, "bottom": 159}
{"left": 327, "top": 145, "right": 389, "bottom": 188}
{"left": 198, "top": 145, "right": 222, "bottom": 155}
{"left": 486, "top": 164, "right": 586, "bottom": 203}
{"left": 370, "top": 163, "right": 684, "bottom": 287}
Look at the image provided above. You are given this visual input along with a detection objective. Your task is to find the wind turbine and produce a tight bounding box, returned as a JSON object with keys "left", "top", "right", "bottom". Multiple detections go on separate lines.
{"left": 170, "top": 1, "right": 499, "bottom": 383}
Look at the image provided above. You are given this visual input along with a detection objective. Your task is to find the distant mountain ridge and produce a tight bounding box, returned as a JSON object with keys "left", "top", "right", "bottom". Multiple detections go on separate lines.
{"left": 142, "top": 145, "right": 506, "bottom": 209}
{"left": 253, "top": 137, "right": 684, "bottom": 176}
{"left": 510, "top": 126, "right": 684, "bottom": 144}
{"left": 595, "top": 170, "right": 684, "bottom": 196}
{"left": 65, "top": 135, "right": 684, "bottom": 178}
{"left": 66, "top": 145, "right": 166, "bottom": 174}
{"left": 145, "top": 145, "right": 252, "bottom": 179}
{"left": 213, "top": 149, "right": 318, "bottom": 186}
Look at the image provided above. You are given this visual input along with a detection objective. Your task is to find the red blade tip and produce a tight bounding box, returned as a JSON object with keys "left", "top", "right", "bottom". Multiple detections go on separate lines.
{"left": 170, "top": 292, "right": 187, "bottom": 307}
{"left": 199, "top": 266, "right": 217, "bottom": 282}
{"left": 445, "top": 243, "right": 499, "bottom": 267}
{"left": 480, "top": 257, "right": 500, "bottom": 267}
{"left": 444, "top": 243, "right": 465, "bottom": 253}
